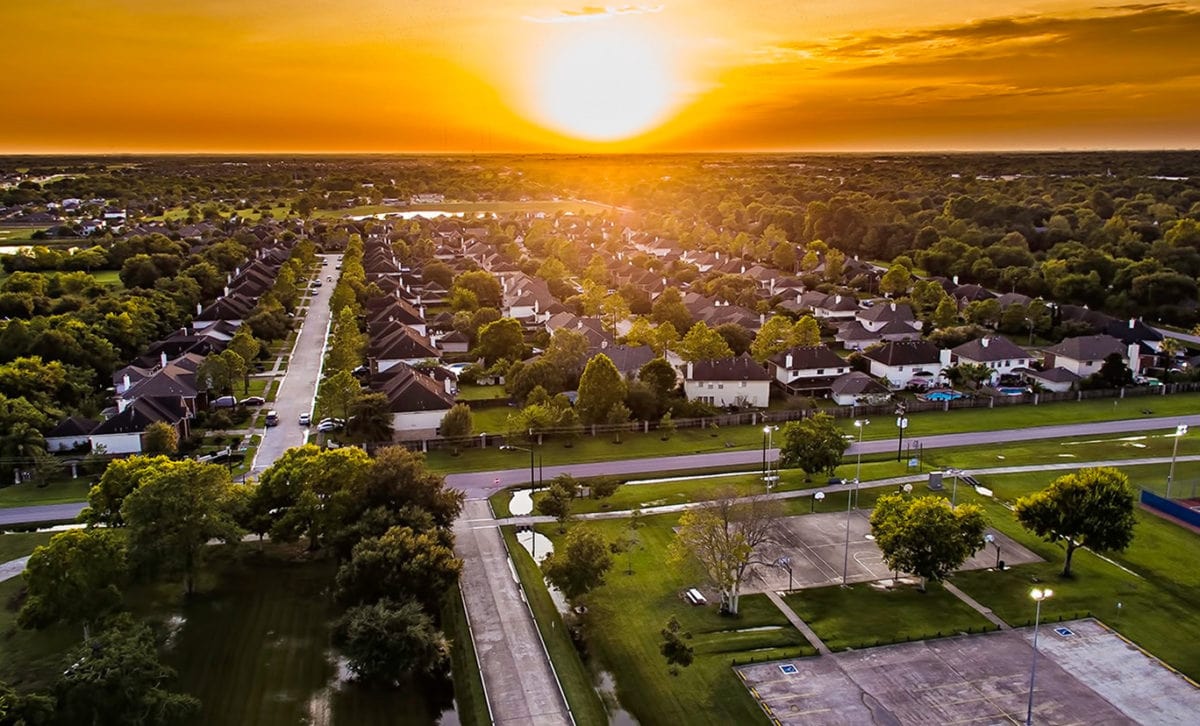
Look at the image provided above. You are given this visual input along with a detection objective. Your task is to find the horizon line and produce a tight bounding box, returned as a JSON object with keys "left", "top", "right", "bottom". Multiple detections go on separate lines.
{"left": 2, "top": 147, "right": 1199, "bottom": 157}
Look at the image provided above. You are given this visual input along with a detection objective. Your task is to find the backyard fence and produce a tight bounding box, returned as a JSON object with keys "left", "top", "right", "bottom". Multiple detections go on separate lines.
{"left": 1140, "top": 489, "right": 1200, "bottom": 529}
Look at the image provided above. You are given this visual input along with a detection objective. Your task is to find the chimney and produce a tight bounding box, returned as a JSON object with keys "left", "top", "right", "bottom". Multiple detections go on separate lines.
{"left": 160, "top": 351, "right": 168, "bottom": 368}
{"left": 834, "top": 294, "right": 842, "bottom": 304}
{"left": 890, "top": 302, "right": 897, "bottom": 312}
{"left": 952, "top": 275, "right": 959, "bottom": 285}
{"left": 444, "top": 377, "right": 453, "bottom": 395}
{"left": 785, "top": 353, "right": 794, "bottom": 368}
{"left": 759, "top": 312, "right": 766, "bottom": 327}
{"left": 196, "top": 303, "right": 203, "bottom": 315}
{"left": 123, "top": 374, "right": 131, "bottom": 392}
{"left": 715, "top": 251, "right": 721, "bottom": 260}
{"left": 223, "top": 286, "right": 229, "bottom": 297}
{"left": 981, "top": 337, "right": 990, "bottom": 348}
{"left": 741, "top": 265, "right": 746, "bottom": 274}
{"left": 419, "top": 306, "right": 427, "bottom": 319}
{"left": 686, "top": 362, "right": 694, "bottom": 379}
{"left": 1128, "top": 318, "right": 1136, "bottom": 330}
{"left": 1127, "top": 343, "right": 1142, "bottom": 375}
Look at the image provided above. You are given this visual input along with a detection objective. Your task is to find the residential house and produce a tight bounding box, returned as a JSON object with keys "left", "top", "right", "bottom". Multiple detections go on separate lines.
{"left": 370, "top": 364, "right": 456, "bottom": 437}
{"left": 944, "top": 336, "right": 1031, "bottom": 383}
{"left": 589, "top": 344, "right": 655, "bottom": 378}
{"left": 1040, "top": 335, "right": 1130, "bottom": 378}
{"left": 682, "top": 354, "right": 771, "bottom": 408}
{"left": 1023, "top": 367, "right": 1080, "bottom": 393}
{"left": 812, "top": 294, "right": 860, "bottom": 321}
{"left": 45, "top": 416, "right": 99, "bottom": 453}
{"left": 369, "top": 323, "right": 441, "bottom": 372}
{"left": 89, "top": 397, "right": 190, "bottom": 455}
{"left": 767, "top": 345, "right": 850, "bottom": 395}
{"left": 864, "top": 340, "right": 945, "bottom": 389}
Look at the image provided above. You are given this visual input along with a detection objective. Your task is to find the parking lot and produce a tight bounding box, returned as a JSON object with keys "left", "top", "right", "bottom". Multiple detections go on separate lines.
{"left": 747, "top": 510, "right": 1041, "bottom": 592}
{"left": 738, "top": 619, "right": 1200, "bottom": 725}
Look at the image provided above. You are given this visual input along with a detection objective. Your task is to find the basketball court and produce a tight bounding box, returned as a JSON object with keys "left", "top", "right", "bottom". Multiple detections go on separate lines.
{"left": 738, "top": 618, "right": 1200, "bottom": 725}
{"left": 747, "top": 510, "right": 1041, "bottom": 592}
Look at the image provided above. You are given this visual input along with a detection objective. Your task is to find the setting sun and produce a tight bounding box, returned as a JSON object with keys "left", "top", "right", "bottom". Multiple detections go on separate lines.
{"left": 533, "top": 25, "right": 677, "bottom": 142}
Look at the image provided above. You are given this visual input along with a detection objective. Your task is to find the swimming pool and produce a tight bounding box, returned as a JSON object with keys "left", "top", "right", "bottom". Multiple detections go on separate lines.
{"left": 924, "top": 390, "right": 964, "bottom": 401}
{"left": 998, "top": 387, "right": 1029, "bottom": 396}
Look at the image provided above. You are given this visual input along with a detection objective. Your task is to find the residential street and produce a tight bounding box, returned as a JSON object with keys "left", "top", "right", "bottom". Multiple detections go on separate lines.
{"left": 251, "top": 254, "right": 341, "bottom": 473}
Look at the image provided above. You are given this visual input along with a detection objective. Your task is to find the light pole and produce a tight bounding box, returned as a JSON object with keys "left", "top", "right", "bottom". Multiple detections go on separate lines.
{"left": 1026, "top": 587, "right": 1054, "bottom": 726}
{"left": 500, "top": 443, "right": 537, "bottom": 559}
{"left": 812, "top": 490, "right": 825, "bottom": 512}
{"left": 775, "top": 556, "right": 794, "bottom": 592}
{"left": 763, "top": 425, "right": 779, "bottom": 490}
{"left": 1167, "top": 424, "right": 1188, "bottom": 499}
{"left": 853, "top": 419, "right": 869, "bottom": 507}
{"left": 841, "top": 478, "right": 860, "bottom": 586}
{"left": 895, "top": 404, "right": 908, "bottom": 463}
{"left": 948, "top": 468, "right": 961, "bottom": 508}
{"left": 985, "top": 533, "right": 1001, "bottom": 569}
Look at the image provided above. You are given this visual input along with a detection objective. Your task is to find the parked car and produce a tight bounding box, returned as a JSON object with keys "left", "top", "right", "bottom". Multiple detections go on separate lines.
{"left": 240, "top": 396, "right": 266, "bottom": 406}
{"left": 317, "top": 417, "right": 345, "bottom": 432}
{"left": 326, "top": 275, "right": 332, "bottom": 281}
{"left": 211, "top": 395, "right": 237, "bottom": 408}
{"left": 298, "top": 412, "right": 311, "bottom": 426}
{"left": 312, "top": 280, "right": 322, "bottom": 287}
{"left": 264, "top": 410, "right": 279, "bottom": 427}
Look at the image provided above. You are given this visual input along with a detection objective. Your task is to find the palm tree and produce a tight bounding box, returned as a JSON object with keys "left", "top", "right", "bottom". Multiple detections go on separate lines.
{"left": 1159, "top": 337, "right": 1183, "bottom": 382}
{"left": 0, "top": 422, "right": 46, "bottom": 484}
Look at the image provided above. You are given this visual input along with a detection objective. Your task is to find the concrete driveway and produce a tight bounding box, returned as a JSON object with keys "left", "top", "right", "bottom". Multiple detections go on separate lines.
{"left": 252, "top": 254, "right": 341, "bottom": 473}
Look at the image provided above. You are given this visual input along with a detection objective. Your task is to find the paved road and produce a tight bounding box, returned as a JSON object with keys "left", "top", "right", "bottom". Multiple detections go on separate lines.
{"left": 252, "top": 254, "right": 341, "bottom": 472}
{"left": 0, "top": 502, "right": 86, "bottom": 527}
{"left": 453, "top": 499, "right": 572, "bottom": 726}
{"left": 0, "top": 556, "right": 30, "bottom": 583}
{"left": 1155, "top": 327, "right": 1200, "bottom": 346}
{"left": 446, "top": 414, "right": 1200, "bottom": 499}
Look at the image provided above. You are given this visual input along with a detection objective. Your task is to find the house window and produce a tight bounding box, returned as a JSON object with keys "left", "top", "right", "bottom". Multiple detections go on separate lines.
{"left": 739, "top": 381, "right": 747, "bottom": 387}
{"left": 718, "top": 384, "right": 725, "bottom": 389}
{"left": 817, "top": 368, "right": 825, "bottom": 374}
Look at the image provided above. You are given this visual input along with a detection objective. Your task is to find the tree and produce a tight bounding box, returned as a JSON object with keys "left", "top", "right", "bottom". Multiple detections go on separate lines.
{"left": 335, "top": 525, "right": 462, "bottom": 612}
{"left": 678, "top": 321, "right": 734, "bottom": 362}
{"left": 651, "top": 287, "right": 693, "bottom": 334}
{"left": 121, "top": 460, "right": 243, "bottom": 594}
{"left": 82, "top": 455, "right": 173, "bottom": 527}
{"left": 347, "top": 390, "right": 395, "bottom": 442}
{"left": 751, "top": 315, "right": 798, "bottom": 362}
{"left": 141, "top": 421, "right": 178, "bottom": 456}
{"left": 542, "top": 526, "right": 613, "bottom": 603}
{"left": 932, "top": 297, "right": 959, "bottom": 328}
{"left": 333, "top": 598, "right": 450, "bottom": 685}
{"left": 879, "top": 264, "right": 912, "bottom": 296}
{"left": 639, "top": 357, "right": 678, "bottom": 402}
{"left": 869, "top": 494, "right": 987, "bottom": 591}
{"left": 451, "top": 270, "right": 502, "bottom": 309}
{"left": 227, "top": 325, "right": 262, "bottom": 392}
{"left": 0, "top": 679, "right": 54, "bottom": 725}
{"left": 316, "top": 368, "right": 361, "bottom": 421}
{"left": 590, "top": 476, "right": 621, "bottom": 500}
{"left": 250, "top": 445, "right": 371, "bottom": 550}
{"left": 576, "top": 354, "right": 627, "bottom": 426}
{"left": 1014, "top": 467, "right": 1137, "bottom": 577}
{"left": 606, "top": 402, "right": 631, "bottom": 443}
{"left": 659, "top": 615, "right": 695, "bottom": 675}
{"left": 19, "top": 528, "right": 127, "bottom": 638}
{"left": 474, "top": 317, "right": 524, "bottom": 366}
{"left": 55, "top": 617, "right": 200, "bottom": 726}
{"left": 944, "top": 362, "right": 993, "bottom": 391}
{"left": 780, "top": 413, "right": 848, "bottom": 480}
{"left": 537, "top": 474, "right": 579, "bottom": 531}
{"left": 1088, "top": 352, "right": 1133, "bottom": 389}
{"left": 360, "top": 446, "right": 465, "bottom": 530}
{"left": 439, "top": 403, "right": 473, "bottom": 453}
{"left": 714, "top": 323, "right": 753, "bottom": 357}
{"left": 659, "top": 412, "right": 676, "bottom": 440}
{"left": 668, "top": 490, "right": 783, "bottom": 615}
{"left": 28, "top": 446, "right": 64, "bottom": 488}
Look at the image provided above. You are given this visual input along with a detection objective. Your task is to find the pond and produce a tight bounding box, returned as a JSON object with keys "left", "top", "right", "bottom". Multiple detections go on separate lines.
{"left": 159, "top": 555, "right": 459, "bottom": 726}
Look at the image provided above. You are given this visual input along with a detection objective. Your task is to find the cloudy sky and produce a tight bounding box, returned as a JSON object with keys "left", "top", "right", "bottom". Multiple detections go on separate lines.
{"left": 3, "top": 1, "right": 1197, "bottom": 151}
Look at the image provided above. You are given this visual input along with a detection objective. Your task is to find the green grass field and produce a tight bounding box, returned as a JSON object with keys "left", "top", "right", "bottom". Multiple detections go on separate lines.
{"left": 0, "top": 478, "right": 92, "bottom": 510}
{"left": 530, "top": 514, "right": 813, "bottom": 726}
{"left": 0, "top": 530, "right": 56, "bottom": 563}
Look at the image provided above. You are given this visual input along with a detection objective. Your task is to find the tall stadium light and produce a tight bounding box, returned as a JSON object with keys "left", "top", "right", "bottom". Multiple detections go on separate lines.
{"left": 1166, "top": 424, "right": 1188, "bottom": 499}
{"left": 1025, "top": 588, "right": 1054, "bottom": 725}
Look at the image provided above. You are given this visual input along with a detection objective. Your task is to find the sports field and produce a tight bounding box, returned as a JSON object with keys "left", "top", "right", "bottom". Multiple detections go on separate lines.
{"left": 738, "top": 619, "right": 1200, "bottom": 725}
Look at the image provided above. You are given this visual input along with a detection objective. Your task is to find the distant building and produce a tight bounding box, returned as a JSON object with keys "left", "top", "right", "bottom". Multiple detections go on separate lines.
{"left": 683, "top": 354, "right": 771, "bottom": 408}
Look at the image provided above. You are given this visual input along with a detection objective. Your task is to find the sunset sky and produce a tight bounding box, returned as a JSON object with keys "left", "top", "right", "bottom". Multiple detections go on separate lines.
{"left": 3, "top": 1, "right": 1198, "bottom": 152}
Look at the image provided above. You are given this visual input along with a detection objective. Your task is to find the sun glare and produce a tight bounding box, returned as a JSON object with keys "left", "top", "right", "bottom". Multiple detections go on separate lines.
{"left": 534, "top": 26, "right": 676, "bottom": 142}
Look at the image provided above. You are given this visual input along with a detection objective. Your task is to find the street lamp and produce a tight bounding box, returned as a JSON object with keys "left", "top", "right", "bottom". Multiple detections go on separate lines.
{"left": 812, "top": 491, "right": 825, "bottom": 512}
{"left": 762, "top": 425, "right": 779, "bottom": 490}
{"left": 1166, "top": 424, "right": 1188, "bottom": 499}
{"left": 947, "top": 468, "right": 962, "bottom": 508}
{"left": 985, "top": 533, "right": 1002, "bottom": 569}
{"left": 1026, "top": 587, "right": 1054, "bottom": 726}
{"left": 841, "top": 477, "right": 860, "bottom": 586}
{"left": 895, "top": 403, "right": 909, "bottom": 463}
{"left": 853, "top": 419, "right": 869, "bottom": 506}
{"left": 500, "top": 443, "right": 537, "bottom": 558}
{"left": 774, "top": 556, "right": 794, "bottom": 592}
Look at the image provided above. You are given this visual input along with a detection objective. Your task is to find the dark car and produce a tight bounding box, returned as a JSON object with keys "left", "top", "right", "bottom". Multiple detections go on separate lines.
{"left": 239, "top": 396, "right": 266, "bottom": 406}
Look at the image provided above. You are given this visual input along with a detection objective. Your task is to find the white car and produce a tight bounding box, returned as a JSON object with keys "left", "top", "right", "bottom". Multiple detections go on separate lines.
{"left": 317, "top": 418, "right": 344, "bottom": 433}
{"left": 298, "top": 413, "right": 311, "bottom": 426}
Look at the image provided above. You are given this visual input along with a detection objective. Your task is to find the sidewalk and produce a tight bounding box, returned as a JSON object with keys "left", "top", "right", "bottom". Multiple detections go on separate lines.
{"left": 0, "top": 556, "right": 29, "bottom": 583}
{"left": 765, "top": 590, "right": 831, "bottom": 655}
{"left": 453, "top": 499, "right": 572, "bottom": 726}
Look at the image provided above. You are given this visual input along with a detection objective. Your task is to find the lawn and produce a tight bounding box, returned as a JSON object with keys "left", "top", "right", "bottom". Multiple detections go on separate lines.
{"left": 441, "top": 585, "right": 490, "bottom": 726}
{"left": 0, "top": 478, "right": 92, "bottom": 509}
{"left": 527, "top": 514, "right": 814, "bottom": 726}
{"left": 783, "top": 582, "right": 996, "bottom": 651}
{"left": 950, "top": 464, "right": 1200, "bottom": 681}
{"left": 0, "top": 530, "right": 55, "bottom": 562}
{"left": 455, "top": 385, "right": 509, "bottom": 402}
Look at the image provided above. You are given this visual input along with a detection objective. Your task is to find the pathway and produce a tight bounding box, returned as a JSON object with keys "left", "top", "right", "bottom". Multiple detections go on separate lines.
{"left": 252, "top": 254, "right": 341, "bottom": 472}
{"left": 453, "top": 499, "right": 572, "bottom": 726}
{"left": 765, "top": 589, "right": 831, "bottom": 655}
{"left": 943, "top": 581, "right": 1010, "bottom": 630}
{"left": 445, "top": 414, "right": 1200, "bottom": 497}
{"left": 0, "top": 556, "right": 29, "bottom": 583}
